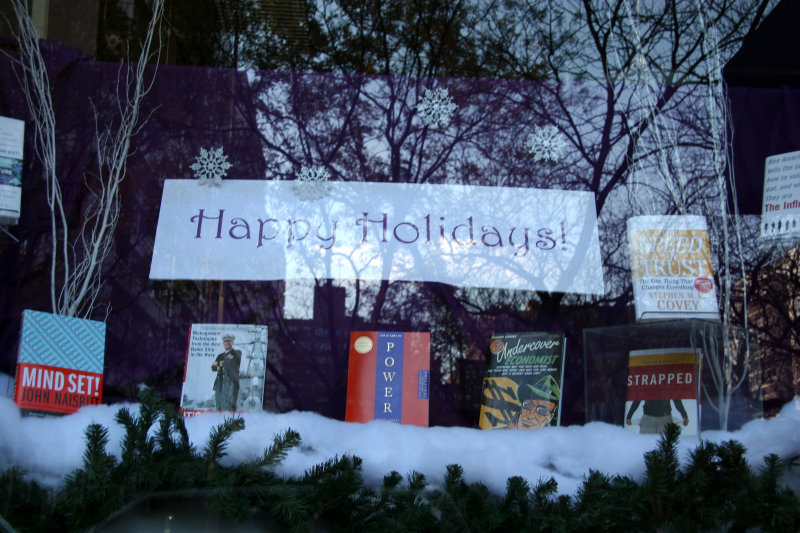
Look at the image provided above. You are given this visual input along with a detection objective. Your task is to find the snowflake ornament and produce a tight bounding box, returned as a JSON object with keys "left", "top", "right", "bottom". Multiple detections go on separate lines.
{"left": 191, "top": 147, "right": 232, "bottom": 186}
{"left": 293, "top": 165, "right": 332, "bottom": 201}
{"left": 525, "top": 125, "right": 569, "bottom": 163}
{"left": 416, "top": 88, "right": 458, "bottom": 128}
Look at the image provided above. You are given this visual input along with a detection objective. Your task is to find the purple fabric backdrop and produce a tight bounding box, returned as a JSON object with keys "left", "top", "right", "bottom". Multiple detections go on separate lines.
{"left": 728, "top": 86, "right": 800, "bottom": 214}
{"left": 1, "top": 39, "right": 794, "bottom": 425}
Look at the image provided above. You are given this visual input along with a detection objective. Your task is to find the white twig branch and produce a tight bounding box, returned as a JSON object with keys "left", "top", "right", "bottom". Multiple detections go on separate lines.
{"left": 9, "top": 0, "right": 164, "bottom": 318}
{"left": 8, "top": 0, "right": 67, "bottom": 313}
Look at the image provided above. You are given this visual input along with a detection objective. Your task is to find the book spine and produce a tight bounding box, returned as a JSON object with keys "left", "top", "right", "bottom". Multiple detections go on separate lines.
{"left": 374, "top": 332, "right": 404, "bottom": 422}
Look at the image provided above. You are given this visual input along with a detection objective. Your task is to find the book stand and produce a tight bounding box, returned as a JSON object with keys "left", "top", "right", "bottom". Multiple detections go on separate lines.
{"left": 583, "top": 319, "right": 763, "bottom": 434}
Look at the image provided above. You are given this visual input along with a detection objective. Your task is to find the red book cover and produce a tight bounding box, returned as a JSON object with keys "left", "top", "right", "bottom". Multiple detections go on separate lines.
{"left": 14, "top": 310, "right": 105, "bottom": 415}
{"left": 345, "top": 331, "right": 430, "bottom": 426}
{"left": 623, "top": 348, "right": 701, "bottom": 436}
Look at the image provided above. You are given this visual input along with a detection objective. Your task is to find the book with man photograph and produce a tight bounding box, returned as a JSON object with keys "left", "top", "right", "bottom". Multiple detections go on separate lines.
{"left": 179, "top": 323, "right": 268, "bottom": 416}
{"left": 623, "top": 347, "right": 701, "bottom": 437}
{"left": 345, "top": 331, "right": 430, "bottom": 427}
{"left": 478, "top": 331, "right": 566, "bottom": 430}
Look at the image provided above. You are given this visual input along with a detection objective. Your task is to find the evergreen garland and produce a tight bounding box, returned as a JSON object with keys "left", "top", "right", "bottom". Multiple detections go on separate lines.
{"left": 0, "top": 391, "right": 798, "bottom": 532}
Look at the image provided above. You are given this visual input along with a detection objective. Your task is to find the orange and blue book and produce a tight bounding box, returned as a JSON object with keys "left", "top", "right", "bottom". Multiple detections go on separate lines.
{"left": 345, "top": 331, "right": 430, "bottom": 426}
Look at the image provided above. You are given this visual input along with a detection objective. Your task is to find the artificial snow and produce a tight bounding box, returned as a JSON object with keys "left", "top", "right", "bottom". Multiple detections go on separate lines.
{"left": 1, "top": 373, "right": 799, "bottom": 496}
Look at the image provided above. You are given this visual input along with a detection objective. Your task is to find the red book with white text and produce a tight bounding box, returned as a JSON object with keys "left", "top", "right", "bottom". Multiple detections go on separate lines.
{"left": 14, "top": 309, "right": 105, "bottom": 415}
{"left": 623, "top": 347, "right": 700, "bottom": 436}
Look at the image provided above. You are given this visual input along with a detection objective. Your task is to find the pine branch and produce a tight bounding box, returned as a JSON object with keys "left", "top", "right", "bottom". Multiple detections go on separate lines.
{"left": 257, "top": 428, "right": 301, "bottom": 468}
{"left": 3, "top": 390, "right": 798, "bottom": 531}
{"left": 81, "top": 424, "right": 116, "bottom": 473}
{"left": 257, "top": 484, "right": 315, "bottom": 527}
{"left": 430, "top": 464, "right": 473, "bottom": 531}
{"left": 60, "top": 423, "right": 122, "bottom": 531}
{"left": 639, "top": 422, "right": 682, "bottom": 528}
{"left": 0, "top": 468, "right": 54, "bottom": 532}
{"left": 300, "top": 455, "right": 366, "bottom": 528}
{"left": 202, "top": 416, "right": 243, "bottom": 460}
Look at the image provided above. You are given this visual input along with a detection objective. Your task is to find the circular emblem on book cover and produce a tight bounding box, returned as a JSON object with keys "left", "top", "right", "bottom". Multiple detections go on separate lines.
{"left": 353, "top": 336, "right": 374, "bottom": 354}
{"left": 694, "top": 277, "right": 713, "bottom": 293}
{"left": 489, "top": 338, "right": 505, "bottom": 354}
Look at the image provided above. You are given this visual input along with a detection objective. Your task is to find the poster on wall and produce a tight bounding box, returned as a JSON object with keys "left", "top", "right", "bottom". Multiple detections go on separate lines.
{"left": 761, "top": 149, "right": 800, "bottom": 241}
{"left": 149, "top": 180, "right": 605, "bottom": 295}
{"left": 0, "top": 116, "right": 24, "bottom": 225}
{"left": 623, "top": 347, "right": 700, "bottom": 437}
{"left": 345, "top": 331, "right": 430, "bottom": 427}
{"left": 179, "top": 323, "right": 268, "bottom": 416}
{"left": 14, "top": 310, "right": 105, "bottom": 415}
{"left": 627, "top": 215, "right": 720, "bottom": 321}
{"left": 478, "top": 331, "right": 565, "bottom": 430}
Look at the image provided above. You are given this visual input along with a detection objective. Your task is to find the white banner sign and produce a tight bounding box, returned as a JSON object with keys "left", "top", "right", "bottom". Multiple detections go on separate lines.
{"left": 761, "top": 149, "right": 800, "bottom": 240}
{"left": 150, "top": 180, "right": 604, "bottom": 294}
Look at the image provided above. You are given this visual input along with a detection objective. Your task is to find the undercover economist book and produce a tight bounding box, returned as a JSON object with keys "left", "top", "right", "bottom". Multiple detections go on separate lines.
{"left": 479, "top": 331, "right": 566, "bottom": 430}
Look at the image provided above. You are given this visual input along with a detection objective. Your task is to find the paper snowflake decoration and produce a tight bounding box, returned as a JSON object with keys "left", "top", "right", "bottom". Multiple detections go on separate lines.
{"left": 191, "top": 147, "right": 232, "bottom": 186}
{"left": 525, "top": 125, "right": 569, "bottom": 163}
{"left": 416, "top": 88, "right": 458, "bottom": 128}
{"left": 293, "top": 165, "right": 332, "bottom": 201}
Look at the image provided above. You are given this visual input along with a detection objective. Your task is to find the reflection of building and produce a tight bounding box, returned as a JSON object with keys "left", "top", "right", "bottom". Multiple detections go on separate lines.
{"left": 267, "top": 284, "right": 410, "bottom": 419}
{"left": 267, "top": 284, "right": 350, "bottom": 418}
{"left": 449, "top": 358, "right": 485, "bottom": 422}
{"left": 0, "top": 1, "right": 99, "bottom": 56}
{"left": 734, "top": 246, "right": 800, "bottom": 412}
{"left": 0, "top": 0, "right": 311, "bottom": 65}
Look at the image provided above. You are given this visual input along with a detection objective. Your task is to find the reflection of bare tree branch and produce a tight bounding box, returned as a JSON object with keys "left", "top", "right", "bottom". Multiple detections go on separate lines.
{"left": 434, "top": 283, "right": 486, "bottom": 355}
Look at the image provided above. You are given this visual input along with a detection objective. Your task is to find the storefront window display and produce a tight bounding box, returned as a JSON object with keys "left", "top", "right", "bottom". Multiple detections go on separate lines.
{"left": 1, "top": 0, "right": 799, "bottom": 528}
{"left": 1, "top": 0, "right": 795, "bottom": 424}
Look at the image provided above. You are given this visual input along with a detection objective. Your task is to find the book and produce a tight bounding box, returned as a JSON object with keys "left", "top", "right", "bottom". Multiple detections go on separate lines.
{"left": 627, "top": 215, "right": 720, "bottom": 321}
{"left": 345, "top": 331, "right": 430, "bottom": 426}
{"left": 14, "top": 309, "right": 106, "bottom": 415}
{"left": 478, "top": 331, "right": 566, "bottom": 430}
{"left": 623, "top": 347, "right": 700, "bottom": 436}
{"left": 179, "top": 323, "right": 268, "bottom": 416}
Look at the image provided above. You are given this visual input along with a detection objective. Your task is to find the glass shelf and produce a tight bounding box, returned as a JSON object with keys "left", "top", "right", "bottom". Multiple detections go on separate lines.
{"left": 584, "top": 319, "right": 763, "bottom": 434}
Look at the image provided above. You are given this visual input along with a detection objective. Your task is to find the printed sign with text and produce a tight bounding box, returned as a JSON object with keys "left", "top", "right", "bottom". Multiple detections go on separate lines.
{"left": 150, "top": 181, "right": 604, "bottom": 295}
{"left": 761, "top": 149, "right": 800, "bottom": 240}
